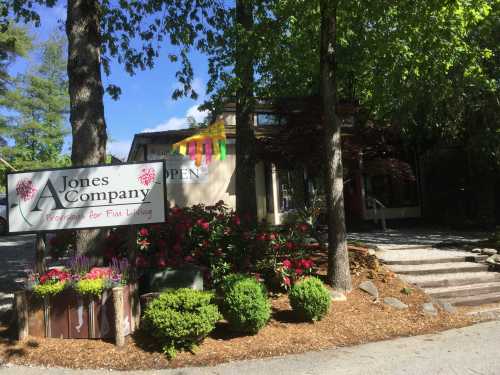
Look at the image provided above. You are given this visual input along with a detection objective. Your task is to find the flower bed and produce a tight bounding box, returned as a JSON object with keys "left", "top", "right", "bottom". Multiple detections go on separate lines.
{"left": 16, "top": 257, "right": 139, "bottom": 344}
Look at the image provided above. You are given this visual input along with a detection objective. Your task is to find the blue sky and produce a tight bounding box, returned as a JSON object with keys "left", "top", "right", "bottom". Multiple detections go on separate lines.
{"left": 10, "top": 3, "right": 211, "bottom": 159}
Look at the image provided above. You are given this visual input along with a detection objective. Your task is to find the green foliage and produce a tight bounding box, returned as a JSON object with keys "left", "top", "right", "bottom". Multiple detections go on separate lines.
{"left": 289, "top": 277, "right": 331, "bottom": 321}
{"left": 33, "top": 281, "right": 66, "bottom": 298}
{"left": 0, "top": 31, "right": 69, "bottom": 190}
{"left": 400, "top": 287, "right": 413, "bottom": 296}
{"left": 142, "top": 289, "right": 221, "bottom": 359}
{"left": 74, "top": 279, "right": 106, "bottom": 297}
{"left": 221, "top": 275, "right": 271, "bottom": 334}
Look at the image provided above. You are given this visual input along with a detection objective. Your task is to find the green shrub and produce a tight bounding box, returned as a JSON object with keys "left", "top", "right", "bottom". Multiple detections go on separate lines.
{"left": 142, "top": 288, "right": 221, "bottom": 359}
{"left": 221, "top": 275, "right": 271, "bottom": 334}
{"left": 289, "top": 277, "right": 331, "bottom": 321}
{"left": 74, "top": 279, "right": 105, "bottom": 297}
{"left": 33, "top": 281, "right": 67, "bottom": 298}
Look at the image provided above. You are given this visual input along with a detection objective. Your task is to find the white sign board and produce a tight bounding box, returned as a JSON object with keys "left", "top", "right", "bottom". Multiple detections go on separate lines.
{"left": 6, "top": 161, "right": 166, "bottom": 233}
{"left": 148, "top": 144, "right": 208, "bottom": 184}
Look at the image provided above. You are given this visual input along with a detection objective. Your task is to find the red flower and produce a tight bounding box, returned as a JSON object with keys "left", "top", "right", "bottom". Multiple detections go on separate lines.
{"left": 170, "top": 207, "right": 182, "bottom": 216}
{"left": 256, "top": 233, "right": 266, "bottom": 241}
{"left": 294, "top": 268, "right": 304, "bottom": 276}
{"left": 138, "top": 167, "right": 156, "bottom": 186}
{"left": 157, "top": 257, "right": 167, "bottom": 268}
{"left": 282, "top": 259, "right": 292, "bottom": 269}
{"left": 196, "top": 219, "right": 209, "bottom": 231}
{"left": 16, "top": 179, "right": 38, "bottom": 201}
{"left": 135, "top": 255, "right": 148, "bottom": 268}
{"left": 285, "top": 241, "right": 295, "bottom": 251}
{"left": 283, "top": 276, "right": 291, "bottom": 286}
{"left": 232, "top": 215, "right": 241, "bottom": 225}
{"left": 139, "top": 227, "right": 149, "bottom": 237}
{"left": 297, "top": 223, "right": 309, "bottom": 233}
{"left": 267, "top": 233, "right": 277, "bottom": 241}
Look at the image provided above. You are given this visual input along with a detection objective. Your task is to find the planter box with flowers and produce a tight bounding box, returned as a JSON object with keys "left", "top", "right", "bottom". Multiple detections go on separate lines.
{"left": 15, "top": 257, "right": 140, "bottom": 345}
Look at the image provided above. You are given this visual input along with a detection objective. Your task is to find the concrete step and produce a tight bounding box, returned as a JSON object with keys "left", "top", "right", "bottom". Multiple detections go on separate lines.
{"left": 402, "top": 271, "right": 500, "bottom": 288}
{"left": 383, "top": 256, "right": 485, "bottom": 266}
{"left": 425, "top": 282, "right": 500, "bottom": 299}
{"left": 390, "top": 262, "right": 489, "bottom": 276}
{"left": 441, "top": 292, "right": 500, "bottom": 307}
{"left": 466, "top": 306, "right": 500, "bottom": 320}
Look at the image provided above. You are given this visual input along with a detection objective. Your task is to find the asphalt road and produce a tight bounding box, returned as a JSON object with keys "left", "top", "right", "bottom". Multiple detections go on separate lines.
{"left": 0, "top": 320, "right": 498, "bottom": 374}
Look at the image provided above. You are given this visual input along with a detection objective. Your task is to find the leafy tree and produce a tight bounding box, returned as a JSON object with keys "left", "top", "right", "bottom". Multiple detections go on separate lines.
{"left": 0, "top": 24, "right": 31, "bottom": 96}
{"left": 0, "top": 33, "right": 70, "bottom": 189}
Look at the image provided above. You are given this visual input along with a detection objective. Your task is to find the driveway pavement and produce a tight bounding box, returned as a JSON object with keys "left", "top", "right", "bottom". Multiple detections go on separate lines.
{"left": 1, "top": 320, "right": 499, "bottom": 374}
{"left": 0, "top": 234, "right": 35, "bottom": 318}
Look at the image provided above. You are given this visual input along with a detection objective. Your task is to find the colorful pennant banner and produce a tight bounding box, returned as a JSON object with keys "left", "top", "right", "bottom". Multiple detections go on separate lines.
{"left": 172, "top": 120, "right": 227, "bottom": 167}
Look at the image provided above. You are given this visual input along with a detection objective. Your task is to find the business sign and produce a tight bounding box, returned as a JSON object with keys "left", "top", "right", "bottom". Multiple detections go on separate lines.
{"left": 148, "top": 145, "right": 208, "bottom": 184}
{"left": 6, "top": 161, "right": 166, "bottom": 233}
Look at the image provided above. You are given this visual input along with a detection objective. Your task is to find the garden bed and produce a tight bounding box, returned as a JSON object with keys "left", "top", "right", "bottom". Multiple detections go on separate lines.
{"left": 0, "top": 258, "right": 473, "bottom": 370}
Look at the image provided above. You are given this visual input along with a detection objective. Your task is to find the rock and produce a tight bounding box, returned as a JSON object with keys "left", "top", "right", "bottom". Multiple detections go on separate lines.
{"left": 422, "top": 302, "right": 438, "bottom": 316}
{"left": 486, "top": 254, "right": 500, "bottom": 265}
{"left": 471, "top": 248, "right": 482, "bottom": 253}
{"left": 330, "top": 290, "right": 347, "bottom": 302}
{"left": 441, "top": 302, "right": 457, "bottom": 314}
{"left": 383, "top": 297, "right": 408, "bottom": 310}
{"left": 359, "top": 281, "right": 379, "bottom": 298}
{"left": 482, "top": 248, "right": 498, "bottom": 256}
{"left": 367, "top": 249, "right": 376, "bottom": 256}
{"left": 147, "top": 265, "right": 204, "bottom": 292}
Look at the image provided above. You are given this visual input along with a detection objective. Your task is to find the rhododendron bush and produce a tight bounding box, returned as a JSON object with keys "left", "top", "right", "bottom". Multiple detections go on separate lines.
{"left": 127, "top": 201, "right": 318, "bottom": 290}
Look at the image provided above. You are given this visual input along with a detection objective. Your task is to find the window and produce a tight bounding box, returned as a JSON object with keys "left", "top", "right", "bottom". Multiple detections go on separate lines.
{"left": 256, "top": 113, "right": 286, "bottom": 126}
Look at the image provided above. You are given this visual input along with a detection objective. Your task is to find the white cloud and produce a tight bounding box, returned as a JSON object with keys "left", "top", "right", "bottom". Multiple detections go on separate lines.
{"left": 108, "top": 140, "right": 132, "bottom": 160}
{"left": 141, "top": 103, "right": 208, "bottom": 133}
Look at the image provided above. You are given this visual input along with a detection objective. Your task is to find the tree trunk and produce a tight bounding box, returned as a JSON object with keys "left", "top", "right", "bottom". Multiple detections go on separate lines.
{"left": 320, "top": 0, "right": 352, "bottom": 292}
{"left": 66, "top": 0, "right": 108, "bottom": 256}
{"left": 235, "top": 0, "right": 257, "bottom": 221}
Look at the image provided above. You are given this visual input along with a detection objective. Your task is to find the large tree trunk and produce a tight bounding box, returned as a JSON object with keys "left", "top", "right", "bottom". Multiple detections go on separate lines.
{"left": 320, "top": 0, "right": 352, "bottom": 292}
{"left": 66, "top": 0, "right": 108, "bottom": 256}
{"left": 235, "top": 0, "right": 257, "bottom": 221}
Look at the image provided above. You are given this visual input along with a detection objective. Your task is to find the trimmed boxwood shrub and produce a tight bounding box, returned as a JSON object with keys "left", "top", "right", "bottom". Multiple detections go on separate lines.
{"left": 142, "top": 288, "right": 221, "bottom": 358}
{"left": 221, "top": 274, "right": 271, "bottom": 334}
{"left": 289, "top": 277, "right": 331, "bottom": 321}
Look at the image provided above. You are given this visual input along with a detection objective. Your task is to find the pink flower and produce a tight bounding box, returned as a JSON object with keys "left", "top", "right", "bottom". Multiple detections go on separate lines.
{"left": 16, "top": 179, "right": 37, "bottom": 201}
{"left": 85, "top": 267, "right": 113, "bottom": 280}
{"left": 283, "top": 276, "right": 291, "bottom": 287}
{"left": 196, "top": 219, "right": 209, "bottom": 231}
{"left": 232, "top": 215, "right": 241, "bottom": 225}
{"left": 285, "top": 241, "right": 295, "bottom": 251}
{"left": 297, "top": 223, "right": 309, "bottom": 233}
{"left": 138, "top": 167, "right": 156, "bottom": 186}
{"left": 157, "top": 257, "right": 167, "bottom": 268}
{"left": 282, "top": 259, "right": 292, "bottom": 269}
{"left": 294, "top": 268, "right": 304, "bottom": 276}
{"left": 139, "top": 227, "right": 149, "bottom": 237}
{"left": 184, "top": 255, "right": 194, "bottom": 262}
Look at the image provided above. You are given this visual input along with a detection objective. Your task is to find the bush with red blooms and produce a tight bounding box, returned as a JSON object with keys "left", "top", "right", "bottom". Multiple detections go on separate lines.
{"left": 127, "top": 201, "right": 317, "bottom": 290}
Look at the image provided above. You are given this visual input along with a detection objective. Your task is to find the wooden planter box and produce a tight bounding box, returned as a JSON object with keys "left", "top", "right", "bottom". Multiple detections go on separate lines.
{"left": 15, "top": 283, "right": 140, "bottom": 346}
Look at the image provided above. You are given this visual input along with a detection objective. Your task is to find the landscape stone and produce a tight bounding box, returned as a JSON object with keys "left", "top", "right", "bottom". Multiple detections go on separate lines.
{"left": 359, "top": 280, "right": 379, "bottom": 298}
{"left": 481, "top": 248, "right": 498, "bottom": 256}
{"left": 441, "top": 302, "right": 457, "bottom": 314}
{"left": 383, "top": 297, "right": 408, "bottom": 310}
{"left": 368, "top": 249, "right": 376, "bottom": 256}
{"left": 486, "top": 254, "right": 500, "bottom": 265}
{"left": 471, "top": 248, "right": 482, "bottom": 253}
{"left": 330, "top": 290, "right": 347, "bottom": 302}
{"left": 422, "top": 302, "right": 438, "bottom": 316}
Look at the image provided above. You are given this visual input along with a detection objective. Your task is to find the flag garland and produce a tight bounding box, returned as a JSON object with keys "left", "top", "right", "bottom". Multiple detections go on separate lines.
{"left": 172, "top": 120, "right": 226, "bottom": 167}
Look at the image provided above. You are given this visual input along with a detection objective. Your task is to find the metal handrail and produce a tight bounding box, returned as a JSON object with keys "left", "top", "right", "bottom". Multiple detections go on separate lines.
{"left": 367, "top": 196, "right": 387, "bottom": 231}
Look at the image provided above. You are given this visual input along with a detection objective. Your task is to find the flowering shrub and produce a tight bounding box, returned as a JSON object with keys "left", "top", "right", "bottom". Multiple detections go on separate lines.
{"left": 127, "top": 201, "right": 318, "bottom": 290}
{"left": 33, "top": 269, "right": 70, "bottom": 298}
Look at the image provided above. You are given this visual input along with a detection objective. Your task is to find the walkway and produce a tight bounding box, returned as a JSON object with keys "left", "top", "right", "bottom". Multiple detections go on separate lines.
{"left": 1, "top": 320, "right": 500, "bottom": 374}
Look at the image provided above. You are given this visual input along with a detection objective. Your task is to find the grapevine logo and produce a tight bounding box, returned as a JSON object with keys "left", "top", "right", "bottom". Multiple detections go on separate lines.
{"left": 12, "top": 168, "right": 160, "bottom": 227}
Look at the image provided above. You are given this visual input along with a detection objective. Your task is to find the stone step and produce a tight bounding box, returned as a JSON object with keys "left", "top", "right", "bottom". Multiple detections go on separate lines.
{"left": 383, "top": 256, "right": 484, "bottom": 266}
{"left": 425, "top": 282, "right": 500, "bottom": 299}
{"left": 402, "top": 271, "right": 500, "bottom": 288}
{"left": 390, "top": 262, "right": 489, "bottom": 276}
{"left": 441, "top": 292, "right": 500, "bottom": 307}
{"left": 466, "top": 306, "right": 500, "bottom": 320}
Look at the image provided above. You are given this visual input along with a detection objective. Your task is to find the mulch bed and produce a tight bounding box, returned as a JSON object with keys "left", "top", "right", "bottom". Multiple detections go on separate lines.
{"left": 0, "top": 246, "right": 473, "bottom": 370}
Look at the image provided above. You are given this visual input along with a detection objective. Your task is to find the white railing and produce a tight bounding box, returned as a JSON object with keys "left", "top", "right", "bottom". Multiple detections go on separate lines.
{"left": 367, "top": 197, "right": 387, "bottom": 231}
